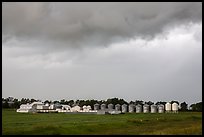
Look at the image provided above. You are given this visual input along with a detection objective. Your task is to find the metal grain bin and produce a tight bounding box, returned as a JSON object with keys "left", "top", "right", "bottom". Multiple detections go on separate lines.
{"left": 115, "top": 104, "right": 121, "bottom": 111}
{"left": 122, "top": 104, "right": 127, "bottom": 113}
{"left": 128, "top": 104, "right": 135, "bottom": 113}
{"left": 136, "top": 104, "right": 142, "bottom": 113}
{"left": 108, "top": 104, "right": 114, "bottom": 110}
{"left": 143, "top": 104, "right": 149, "bottom": 113}
{"left": 172, "top": 103, "right": 178, "bottom": 113}
{"left": 101, "top": 103, "right": 106, "bottom": 110}
{"left": 87, "top": 105, "right": 92, "bottom": 110}
{"left": 165, "top": 102, "right": 171, "bottom": 113}
{"left": 82, "top": 105, "right": 87, "bottom": 110}
{"left": 158, "top": 104, "right": 164, "bottom": 113}
{"left": 150, "top": 105, "right": 157, "bottom": 113}
{"left": 94, "top": 103, "right": 100, "bottom": 110}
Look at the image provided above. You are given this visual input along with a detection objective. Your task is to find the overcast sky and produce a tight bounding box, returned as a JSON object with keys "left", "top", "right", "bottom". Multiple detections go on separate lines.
{"left": 2, "top": 2, "right": 202, "bottom": 105}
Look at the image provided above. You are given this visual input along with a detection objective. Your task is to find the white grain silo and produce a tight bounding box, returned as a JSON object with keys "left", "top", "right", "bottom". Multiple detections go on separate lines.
{"left": 165, "top": 102, "right": 171, "bottom": 113}
{"left": 172, "top": 103, "right": 178, "bottom": 113}
{"left": 94, "top": 103, "right": 100, "bottom": 110}
{"left": 83, "top": 105, "right": 87, "bottom": 111}
{"left": 115, "top": 104, "right": 121, "bottom": 111}
{"left": 101, "top": 104, "right": 106, "bottom": 111}
{"left": 129, "top": 104, "right": 135, "bottom": 113}
{"left": 158, "top": 104, "right": 164, "bottom": 113}
{"left": 136, "top": 104, "right": 142, "bottom": 113}
{"left": 122, "top": 104, "right": 128, "bottom": 113}
{"left": 143, "top": 104, "right": 149, "bottom": 113}
{"left": 108, "top": 104, "right": 114, "bottom": 110}
{"left": 150, "top": 105, "right": 157, "bottom": 113}
{"left": 87, "top": 105, "right": 92, "bottom": 111}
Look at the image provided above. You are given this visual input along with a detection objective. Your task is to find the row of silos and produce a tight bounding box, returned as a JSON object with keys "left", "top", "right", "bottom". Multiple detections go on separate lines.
{"left": 94, "top": 103, "right": 125, "bottom": 112}
{"left": 165, "top": 102, "right": 179, "bottom": 113}
{"left": 93, "top": 102, "right": 178, "bottom": 113}
{"left": 93, "top": 103, "right": 159, "bottom": 113}
{"left": 123, "top": 104, "right": 157, "bottom": 113}
{"left": 94, "top": 103, "right": 122, "bottom": 111}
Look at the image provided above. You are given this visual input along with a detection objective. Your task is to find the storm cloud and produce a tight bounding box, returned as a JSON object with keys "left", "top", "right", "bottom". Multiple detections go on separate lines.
{"left": 2, "top": 2, "right": 202, "bottom": 105}
{"left": 3, "top": 2, "right": 202, "bottom": 49}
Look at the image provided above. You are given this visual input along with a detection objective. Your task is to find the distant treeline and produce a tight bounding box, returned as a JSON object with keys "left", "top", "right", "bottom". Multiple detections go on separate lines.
{"left": 2, "top": 97, "right": 202, "bottom": 112}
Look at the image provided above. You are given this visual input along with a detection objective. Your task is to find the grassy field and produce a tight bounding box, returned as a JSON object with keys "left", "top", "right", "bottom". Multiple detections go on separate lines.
{"left": 2, "top": 109, "right": 202, "bottom": 135}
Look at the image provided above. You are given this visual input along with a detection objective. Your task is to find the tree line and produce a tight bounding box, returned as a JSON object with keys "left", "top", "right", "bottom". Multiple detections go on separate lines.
{"left": 2, "top": 97, "right": 202, "bottom": 112}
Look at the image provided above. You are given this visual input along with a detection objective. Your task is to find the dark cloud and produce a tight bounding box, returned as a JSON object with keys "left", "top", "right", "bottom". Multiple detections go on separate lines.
{"left": 2, "top": 2, "right": 202, "bottom": 49}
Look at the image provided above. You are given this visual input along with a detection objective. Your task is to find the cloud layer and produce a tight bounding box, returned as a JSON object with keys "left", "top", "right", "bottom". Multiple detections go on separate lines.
{"left": 3, "top": 2, "right": 202, "bottom": 49}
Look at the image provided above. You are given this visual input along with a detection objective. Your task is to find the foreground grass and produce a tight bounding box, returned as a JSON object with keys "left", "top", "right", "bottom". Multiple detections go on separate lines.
{"left": 2, "top": 109, "right": 202, "bottom": 135}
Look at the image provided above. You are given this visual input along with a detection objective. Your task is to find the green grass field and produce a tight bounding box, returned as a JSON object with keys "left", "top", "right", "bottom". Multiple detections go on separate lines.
{"left": 2, "top": 109, "right": 202, "bottom": 135}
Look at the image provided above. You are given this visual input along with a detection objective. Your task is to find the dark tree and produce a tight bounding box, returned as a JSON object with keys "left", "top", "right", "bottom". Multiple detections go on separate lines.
{"left": 145, "top": 101, "right": 154, "bottom": 106}
{"left": 195, "top": 102, "right": 202, "bottom": 112}
{"left": 129, "top": 100, "right": 135, "bottom": 105}
{"left": 135, "top": 100, "right": 144, "bottom": 105}
{"left": 13, "top": 98, "right": 20, "bottom": 108}
{"left": 67, "top": 100, "right": 74, "bottom": 106}
{"left": 30, "top": 98, "right": 37, "bottom": 103}
{"left": 75, "top": 100, "right": 80, "bottom": 105}
{"left": 44, "top": 100, "right": 51, "bottom": 104}
{"left": 53, "top": 100, "right": 60, "bottom": 104}
{"left": 60, "top": 99, "right": 66, "bottom": 104}
{"left": 180, "top": 102, "right": 188, "bottom": 111}
{"left": 78, "top": 100, "right": 86, "bottom": 107}
{"left": 119, "top": 99, "right": 128, "bottom": 105}
{"left": 190, "top": 102, "right": 202, "bottom": 112}
{"left": 155, "top": 101, "right": 167, "bottom": 106}
{"left": 2, "top": 100, "right": 9, "bottom": 108}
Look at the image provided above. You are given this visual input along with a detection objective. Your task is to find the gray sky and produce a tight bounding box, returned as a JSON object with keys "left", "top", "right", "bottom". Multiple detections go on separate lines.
{"left": 2, "top": 2, "right": 202, "bottom": 105}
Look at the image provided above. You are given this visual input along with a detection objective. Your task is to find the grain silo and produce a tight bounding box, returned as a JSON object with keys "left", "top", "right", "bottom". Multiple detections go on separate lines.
{"left": 150, "top": 104, "right": 157, "bottom": 113}
{"left": 172, "top": 103, "right": 178, "bottom": 113}
{"left": 108, "top": 104, "right": 114, "bottom": 110}
{"left": 165, "top": 102, "right": 171, "bottom": 113}
{"left": 129, "top": 104, "right": 135, "bottom": 113}
{"left": 82, "top": 105, "right": 87, "bottom": 112}
{"left": 122, "top": 104, "right": 127, "bottom": 113}
{"left": 158, "top": 104, "right": 164, "bottom": 113}
{"left": 87, "top": 105, "right": 92, "bottom": 110}
{"left": 143, "top": 104, "right": 149, "bottom": 113}
{"left": 101, "top": 103, "right": 106, "bottom": 111}
{"left": 94, "top": 103, "right": 100, "bottom": 110}
{"left": 115, "top": 104, "right": 121, "bottom": 111}
{"left": 83, "top": 105, "right": 87, "bottom": 110}
{"left": 136, "top": 104, "right": 142, "bottom": 113}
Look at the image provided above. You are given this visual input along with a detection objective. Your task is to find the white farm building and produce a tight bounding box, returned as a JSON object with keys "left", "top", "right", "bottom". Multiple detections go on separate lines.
{"left": 16, "top": 102, "right": 43, "bottom": 113}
